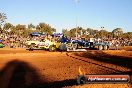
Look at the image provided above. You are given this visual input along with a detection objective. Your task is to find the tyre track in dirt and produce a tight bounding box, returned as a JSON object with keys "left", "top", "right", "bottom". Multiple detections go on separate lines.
{"left": 66, "top": 52, "right": 129, "bottom": 74}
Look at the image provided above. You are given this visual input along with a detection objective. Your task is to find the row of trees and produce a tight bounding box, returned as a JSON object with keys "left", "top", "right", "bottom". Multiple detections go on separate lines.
{"left": 62, "top": 27, "right": 132, "bottom": 39}
{"left": 0, "top": 13, "right": 56, "bottom": 37}
{"left": 0, "top": 23, "right": 56, "bottom": 37}
{"left": 0, "top": 12, "right": 132, "bottom": 39}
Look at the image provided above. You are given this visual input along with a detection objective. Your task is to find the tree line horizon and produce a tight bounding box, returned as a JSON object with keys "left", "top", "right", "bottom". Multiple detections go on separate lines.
{"left": 0, "top": 13, "right": 132, "bottom": 39}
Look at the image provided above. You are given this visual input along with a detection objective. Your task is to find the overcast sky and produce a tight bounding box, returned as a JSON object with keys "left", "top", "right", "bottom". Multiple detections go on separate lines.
{"left": 1, "top": 0, "right": 132, "bottom": 33}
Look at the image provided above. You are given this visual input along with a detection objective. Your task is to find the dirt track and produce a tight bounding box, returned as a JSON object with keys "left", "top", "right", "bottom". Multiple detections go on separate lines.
{"left": 0, "top": 48, "right": 131, "bottom": 88}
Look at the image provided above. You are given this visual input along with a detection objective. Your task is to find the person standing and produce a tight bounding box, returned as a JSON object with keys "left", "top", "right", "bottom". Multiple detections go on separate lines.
{"left": 115, "top": 40, "right": 119, "bottom": 50}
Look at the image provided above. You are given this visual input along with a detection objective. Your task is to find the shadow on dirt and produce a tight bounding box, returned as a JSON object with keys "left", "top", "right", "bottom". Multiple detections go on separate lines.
{"left": 74, "top": 51, "right": 132, "bottom": 77}
{"left": 0, "top": 60, "right": 77, "bottom": 88}
{"left": 75, "top": 51, "right": 132, "bottom": 70}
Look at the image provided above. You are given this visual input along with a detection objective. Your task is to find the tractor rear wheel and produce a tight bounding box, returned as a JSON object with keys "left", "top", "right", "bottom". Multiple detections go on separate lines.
{"left": 98, "top": 45, "right": 103, "bottom": 50}
{"left": 49, "top": 45, "right": 56, "bottom": 52}
{"left": 103, "top": 45, "right": 108, "bottom": 50}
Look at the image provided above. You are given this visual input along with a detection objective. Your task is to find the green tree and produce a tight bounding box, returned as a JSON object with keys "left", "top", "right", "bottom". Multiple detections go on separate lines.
{"left": 69, "top": 27, "right": 78, "bottom": 37}
{"left": 28, "top": 23, "right": 35, "bottom": 30}
{"left": 9, "top": 26, "right": 16, "bottom": 35}
{"left": 99, "top": 30, "right": 108, "bottom": 38}
{"left": 15, "top": 24, "right": 26, "bottom": 36}
{"left": 69, "top": 29, "right": 75, "bottom": 37}
{"left": 62, "top": 29, "right": 67, "bottom": 35}
{"left": 85, "top": 28, "right": 98, "bottom": 38}
{"left": 112, "top": 28, "right": 123, "bottom": 38}
{"left": 86, "top": 28, "right": 94, "bottom": 35}
{"left": 52, "top": 28, "right": 56, "bottom": 33}
{"left": 36, "top": 23, "right": 55, "bottom": 35}
{"left": 3, "top": 23, "right": 13, "bottom": 34}
{"left": 68, "top": 27, "right": 84, "bottom": 37}
{"left": 23, "top": 28, "right": 33, "bottom": 37}
{"left": 107, "top": 32, "right": 113, "bottom": 38}
{"left": 122, "top": 32, "right": 132, "bottom": 39}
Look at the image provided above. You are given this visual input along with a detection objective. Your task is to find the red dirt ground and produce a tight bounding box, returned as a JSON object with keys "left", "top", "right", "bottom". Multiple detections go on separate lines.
{"left": 0, "top": 47, "right": 132, "bottom": 88}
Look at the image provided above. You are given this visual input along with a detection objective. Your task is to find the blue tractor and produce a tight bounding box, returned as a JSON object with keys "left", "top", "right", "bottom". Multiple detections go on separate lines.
{"left": 69, "top": 38, "right": 110, "bottom": 50}
{"left": 59, "top": 36, "right": 110, "bottom": 51}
